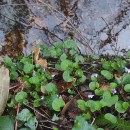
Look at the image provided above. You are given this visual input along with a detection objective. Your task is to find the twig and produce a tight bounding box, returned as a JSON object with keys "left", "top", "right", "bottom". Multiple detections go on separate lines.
{"left": 74, "top": 86, "right": 83, "bottom": 100}
{"left": 101, "top": 17, "right": 110, "bottom": 30}
{"left": 39, "top": 120, "right": 72, "bottom": 129}
{"left": 91, "top": 117, "right": 95, "bottom": 125}
{"left": 9, "top": 84, "right": 19, "bottom": 90}
{"left": 15, "top": 79, "right": 25, "bottom": 130}
{"left": 61, "top": 89, "right": 92, "bottom": 115}
{"left": 23, "top": 103, "right": 49, "bottom": 119}
{"left": 40, "top": 108, "right": 50, "bottom": 118}
{"left": 39, "top": 125, "right": 54, "bottom": 130}
{"left": 15, "top": 104, "right": 20, "bottom": 130}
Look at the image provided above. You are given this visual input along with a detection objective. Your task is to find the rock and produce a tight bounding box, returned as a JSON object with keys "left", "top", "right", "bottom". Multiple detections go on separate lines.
{"left": 0, "top": 66, "right": 10, "bottom": 115}
{"left": 100, "top": 33, "right": 108, "bottom": 41}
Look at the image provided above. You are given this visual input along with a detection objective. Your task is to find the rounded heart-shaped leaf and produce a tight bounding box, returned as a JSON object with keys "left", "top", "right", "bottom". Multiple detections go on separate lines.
{"left": 124, "top": 84, "right": 130, "bottom": 92}
{"left": 52, "top": 98, "right": 65, "bottom": 111}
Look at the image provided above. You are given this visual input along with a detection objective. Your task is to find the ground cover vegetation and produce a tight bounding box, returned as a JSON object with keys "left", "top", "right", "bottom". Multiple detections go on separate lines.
{"left": 1, "top": 39, "right": 130, "bottom": 130}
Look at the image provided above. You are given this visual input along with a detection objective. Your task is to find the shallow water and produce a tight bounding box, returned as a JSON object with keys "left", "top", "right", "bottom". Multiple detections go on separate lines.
{"left": 0, "top": 0, "right": 130, "bottom": 55}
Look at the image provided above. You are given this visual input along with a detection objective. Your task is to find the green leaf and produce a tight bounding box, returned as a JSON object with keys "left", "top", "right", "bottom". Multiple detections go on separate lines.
{"left": 53, "top": 128, "right": 58, "bottom": 130}
{"left": 56, "top": 48, "right": 62, "bottom": 56}
{"left": 15, "top": 91, "right": 27, "bottom": 103}
{"left": 75, "top": 55, "right": 85, "bottom": 63}
{"left": 89, "top": 82, "right": 99, "bottom": 90}
{"left": 91, "top": 74, "right": 98, "bottom": 81}
{"left": 45, "top": 83, "right": 57, "bottom": 93}
{"left": 104, "top": 113, "right": 117, "bottom": 124}
{"left": 82, "top": 113, "right": 91, "bottom": 120}
{"left": 54, "top": 42, "right": 63, "bottom": 49}
{"left": 101, "top": 70, "right": 113, "bottom": 80}
{"left": 55, "top": 64, "right": 61, "bottom": 70}
{"left": 124, "top": 84, "right": 130, "bottom": 92}
{"left": 103, "top": 91, "right": 111, "bottom": 99}
{"left": 10, "top": 70, "right": 18, "bottom": 80}
{"left": 77, "top": 100, "right": 87, "bottom": 111}
{"left": 110, "top": 82, "right": 117, "bottom": 89}
{"left": 91, "top": 54, "right": 100, "bottom": 60}
{"left": 72, "top": 116, "right": 95, "bottom": 130}
{"left": 17, "top": 62, "right": 24, "bottom": 70}
{"left": 60, "top": 53, "right": 67, "bottom": 61}
{"left": 122, "top": 73, "right": 130, "bottom": 85}
{"left": 16, "top": 109, "right": 33, "bottom": 122}
{"left": 33, "top": 99, "right": 40, "bottom": 107}
{"left": 69, "top": 49, "right": 77, "bottom": 56}
{"left": 75, "top": 69, "right": 83, "bottom": 77}
{"left": 63, "top": 71, "right": 73, "bottom": 82}
{"left": 25, "top": 117, "right": 38, "bottom": 130}
{"left": 7, "top": 99, "right": 16, "bottom": 108}
{"left": 73, "top": 62, "right": 79, "bottom": 68}
{"left": 111, "top": 62, "right": 119, "bottom": 70}
{"left": 50, "top": 50, "right": 57, "bottom": 57}
{"left": 52, "top": 114, "right": 59, "bottom": 121}
{"left": 100, "top": 91, "right": 118, "bottom": 107}
{"left": 94, "top": 89, "right": 103, "bottom": 96}
{"left": 40, "top": 45, "right": 51, "bottom": 57}
{"left": 110, "top": 95, "right": 119, "bottom": 105}
{"left": 29, "top": 76, "right": 40, "bottom": 85}
{"left": 23, "top": 64, "right": 34, "bottom": 74}
{"left": 102, "top": 61, "right": 111, "bottom": 70}
{"left": 78, "top": 75, "right": 86, "bottom": 83}
{"left": 52, "top": 98, "right": 65, "bottom": 111}
{"left": 44, "top": 94, "right": 58, "bottom": 109}
{"left": 64, "top": 39, "right": 77, "bottom": 49}
{"left": 86, "top": 100, "right": 102, "bottom": 112}
{"left": 126, "top": 50, "right": 130, "bottom": 58}
{"left": 3, "top": 56, "right": 15, "bottom": 69}
{"left": 115, "top": 101, "right": 127, "bottom": 113}
{"left": 0, "top": 116, "right": 14, "bottom": 130}
{"left": 122, "top": 102, "right": 129, "bottom": 109}
{"left": 61, "top": 60, "right": 70, "bottom": 70}
{"left": 20, "top": 57, "right": 32, "bottom": 64}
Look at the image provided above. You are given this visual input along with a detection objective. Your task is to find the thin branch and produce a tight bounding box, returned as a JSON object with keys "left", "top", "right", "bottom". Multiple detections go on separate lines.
{"left": 24, "top": 103, "right": 49, "bottom": 119}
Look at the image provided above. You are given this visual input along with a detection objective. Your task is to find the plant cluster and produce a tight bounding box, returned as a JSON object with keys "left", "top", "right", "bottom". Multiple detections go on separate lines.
{"left": 1, "top": 39, "right": 130, "bottom": 130}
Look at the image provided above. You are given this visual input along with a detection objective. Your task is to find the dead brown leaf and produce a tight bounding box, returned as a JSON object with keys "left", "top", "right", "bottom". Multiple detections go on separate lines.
{"left": 32, "top": 47, "right": 40, "bottom": 62}
{"left": 100, "top": 84, "right": 110, "bottom": 91}
{"left": 36, "top": 58, "right": 47, "bottom": 68}
{"left": 57, "top": 79, "right": 76, "bottom": 93}
{"left": 32, "top": 47, "right": 47, "bottom": 68}
{"left": 61, "top": 97, "right": 75, "bottom": 115}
